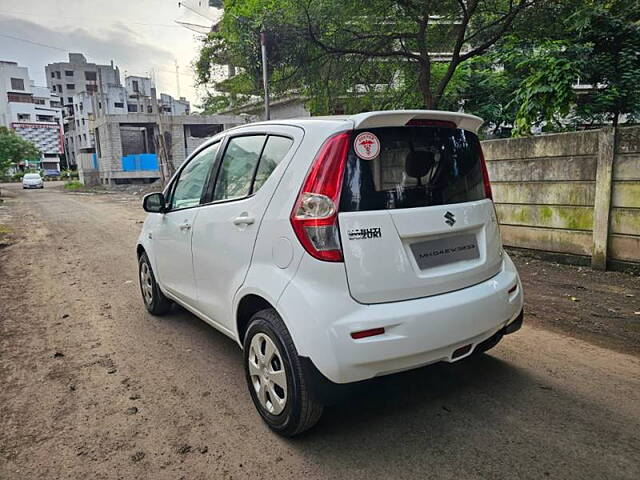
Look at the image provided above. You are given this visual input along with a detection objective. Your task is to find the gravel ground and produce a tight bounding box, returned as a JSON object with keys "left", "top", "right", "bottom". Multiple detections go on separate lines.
{"left": 1, "top": 183, "right": 639, "bottom": 480}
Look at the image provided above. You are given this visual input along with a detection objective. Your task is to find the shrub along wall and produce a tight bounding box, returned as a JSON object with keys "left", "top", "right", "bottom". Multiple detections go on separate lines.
{"left": 482, "top": 126, "right": 640, "bottom": 269}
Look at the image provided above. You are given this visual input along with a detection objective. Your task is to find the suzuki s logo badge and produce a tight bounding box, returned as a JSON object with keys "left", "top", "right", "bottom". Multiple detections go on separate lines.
{"left": 444, "top": 211, "right": 456, "bottom": 227}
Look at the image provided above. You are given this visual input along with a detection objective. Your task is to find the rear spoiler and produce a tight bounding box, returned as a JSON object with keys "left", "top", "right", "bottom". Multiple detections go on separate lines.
{"left": 348, "top": 110, "right": 483, "bottom": 133}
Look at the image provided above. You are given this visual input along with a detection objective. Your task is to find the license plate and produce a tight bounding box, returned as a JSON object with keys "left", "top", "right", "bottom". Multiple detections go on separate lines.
{"left": 410, "top": 234, "right": 479, "bottom": 270}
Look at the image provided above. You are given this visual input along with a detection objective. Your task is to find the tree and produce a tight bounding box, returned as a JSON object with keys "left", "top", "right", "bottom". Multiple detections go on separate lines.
{"left": 0, "top": 127, "right": 41, "bottom": 174}
{"left": 511, "top": 0, "right": 640, "bottom": 134}
{"left": 196, "top": 0, "right": 538, "bottom": 112}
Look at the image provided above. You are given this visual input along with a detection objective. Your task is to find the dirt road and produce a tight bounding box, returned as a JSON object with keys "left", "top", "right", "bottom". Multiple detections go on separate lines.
{"left": 1, "top": 183, "right": 639, "bottom": 480}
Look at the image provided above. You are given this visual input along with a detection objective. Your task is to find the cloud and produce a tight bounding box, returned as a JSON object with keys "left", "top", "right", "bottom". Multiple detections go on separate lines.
{"left": 0, "top": 17, "right": 174, "bottom": 80}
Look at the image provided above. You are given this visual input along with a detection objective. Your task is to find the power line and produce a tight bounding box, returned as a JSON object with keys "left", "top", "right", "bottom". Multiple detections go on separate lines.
{"left": 177, "top": 1, "right": 217, "bottom": 22}
{"left": 0, "top": 32, "right": 68, "bottom": 52}
{"left": 0, "top": 32, "right": 197, "bottom": 81}
{"left": 0, "top": 11, "right": 181, "bottom": 28}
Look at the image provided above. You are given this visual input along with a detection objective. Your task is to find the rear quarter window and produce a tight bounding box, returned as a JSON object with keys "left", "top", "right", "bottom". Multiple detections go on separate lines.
{"left": 340, "top": 126, "right": 486, "bottom": 212}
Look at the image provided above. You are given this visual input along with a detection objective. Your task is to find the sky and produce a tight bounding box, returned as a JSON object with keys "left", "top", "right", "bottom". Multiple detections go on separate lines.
{"left": 0, "top": 0, "right": 221, "bottom": 108}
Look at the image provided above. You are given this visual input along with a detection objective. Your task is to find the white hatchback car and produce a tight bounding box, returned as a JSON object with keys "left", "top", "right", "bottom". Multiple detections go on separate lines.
{"left": 137, "top": 110, "right": 523, "bottom": 436}
{"left": 22, "top": 173, "right": 44, "bottom": 189}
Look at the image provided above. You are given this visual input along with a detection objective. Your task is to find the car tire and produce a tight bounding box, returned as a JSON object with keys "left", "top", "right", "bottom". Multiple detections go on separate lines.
{"left": 138, "top": 252, "right": 172, "bottom": 315}
{"left": 243, "top": 308, "right": 323, "bottom": 436}
{"left": 474, "top": 331, "right": 503, "bottom": 355}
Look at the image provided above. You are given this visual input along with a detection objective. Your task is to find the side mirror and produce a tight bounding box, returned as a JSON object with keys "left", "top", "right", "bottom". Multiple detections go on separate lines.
{"left": 143, "top": 192, "right": 166, "bottom": 213}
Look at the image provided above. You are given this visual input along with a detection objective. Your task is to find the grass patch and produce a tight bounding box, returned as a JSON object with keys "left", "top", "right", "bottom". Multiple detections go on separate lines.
{"left": 63, "top": 181, "right": 85, "bottom": 191}
{"left": 0, "top": 224, "right": 11, "bottom": 246}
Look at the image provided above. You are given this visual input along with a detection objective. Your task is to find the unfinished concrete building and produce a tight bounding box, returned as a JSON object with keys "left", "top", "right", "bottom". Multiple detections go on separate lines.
{"left": 84, "top": 113, "right": 244, "bottom": 185}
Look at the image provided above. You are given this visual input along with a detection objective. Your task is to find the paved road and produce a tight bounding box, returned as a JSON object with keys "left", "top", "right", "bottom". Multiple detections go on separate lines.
{"left": 1, "top": 184, "right": 639, "bottom": 480}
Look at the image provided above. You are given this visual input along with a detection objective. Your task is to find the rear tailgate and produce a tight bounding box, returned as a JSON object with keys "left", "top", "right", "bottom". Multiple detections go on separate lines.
{"left": 337, "top": 123, "right": 502, "bottom": 304}
{"left": 339, "top": 200, "right": 502, "bottom": 304}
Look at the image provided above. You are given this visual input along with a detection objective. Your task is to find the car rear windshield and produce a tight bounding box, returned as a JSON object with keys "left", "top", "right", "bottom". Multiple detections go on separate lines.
{"left": 339, "top": 126, "right": 487, "bottom": 212}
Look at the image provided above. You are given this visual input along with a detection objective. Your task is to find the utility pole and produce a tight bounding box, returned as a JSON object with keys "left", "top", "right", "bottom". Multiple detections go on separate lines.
{"left": 175, "top": 60, "right": 181, "bottom": 99}
{"left": 260, "top": 31, "right": 270, "bottom": 121}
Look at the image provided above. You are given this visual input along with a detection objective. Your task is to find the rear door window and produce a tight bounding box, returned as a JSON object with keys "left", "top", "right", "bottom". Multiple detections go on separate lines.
{"left": 340, "top": 126, "right": 486, "bottom": 212}
{"left": 252, "top": 135, "right": 293, "bottom": 193}
{"left": 213, "top": 135, "right": 266, "bottom": 201}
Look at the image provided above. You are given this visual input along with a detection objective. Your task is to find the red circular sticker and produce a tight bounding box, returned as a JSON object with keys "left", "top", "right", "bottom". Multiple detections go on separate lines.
{"left": 354, "top": 132, "right": 380, "bottom": 160}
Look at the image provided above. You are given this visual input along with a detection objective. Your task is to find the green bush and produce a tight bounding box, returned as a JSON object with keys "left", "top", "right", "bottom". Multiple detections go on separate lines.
{"left": 63, "top": 181, "right": 85, "bottom": 191}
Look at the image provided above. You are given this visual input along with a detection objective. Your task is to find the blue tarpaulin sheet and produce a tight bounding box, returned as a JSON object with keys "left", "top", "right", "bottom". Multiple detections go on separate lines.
{"left": 121, "top": 154, "right": 159, "bottom": 171}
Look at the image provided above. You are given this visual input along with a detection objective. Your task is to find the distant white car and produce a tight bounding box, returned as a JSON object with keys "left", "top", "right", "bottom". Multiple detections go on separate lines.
{"left": 136, "top": 110, "right": 524, "bottom": 436}
{"left": 22, "top": 173, "right": 44, "bottom": 189}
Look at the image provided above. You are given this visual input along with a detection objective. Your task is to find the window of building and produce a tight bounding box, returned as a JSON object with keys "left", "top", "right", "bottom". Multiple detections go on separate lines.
{"left": 147, "top": 105, "right": 153, "bottom": 113}
{"left": 85, "top": 71, "right": 97, "bottom": 81}
{"left": 65, "top": 70, "right": 74, "bottom": 77}
{"left": 66, "top": 84, "right": 75, "bottom": 90}
{"left": 50, "top": 71, "right": 55, "bottom": 78}
{"left": 132, "top": 80, "right": 139, "bottom": 93}
{"left": 36, "top": 115, "right": 54, "bottom": 122}
{"left": 127, "top": 104, "right": 138, "bottom": 113}
{"left": 56, "top": 85, "right": 63, "bottom": 93}
{"left": 67, "top": 97, "right": 73, "bottom": 104}
{"left": 114, "top": 102, "right": 124, "bottom": 108}
{"left": 7, "top": 93, "right": 32, "bottom": 103}
{"left": 10, "top": 78, "right": 25, "bottom": 90}
{"left": 33, "top": 98, "right": 45, "bottom": 105}
{"left": 86, "top": 84, "right": 97, "bottom": 93}
{"left": 17, "top": 113, "right": 31, "bottom": 121}
{"left": 82, "top": 118, "right": 85, "bottom": 125}
{"left": 56, "top": 71, "right": 61, "bottom": 79}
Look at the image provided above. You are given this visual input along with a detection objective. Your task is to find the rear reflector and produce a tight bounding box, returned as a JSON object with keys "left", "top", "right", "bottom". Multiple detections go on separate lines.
{"left": 350, "top": 327, "right": 385, "bottom": 340}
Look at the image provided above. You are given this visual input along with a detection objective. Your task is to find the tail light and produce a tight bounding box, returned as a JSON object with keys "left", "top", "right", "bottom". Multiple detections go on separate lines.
{"left": 477, "top": 139, "right": 493, "bottom": 200}
{"left": 290, "top": 132, "right": 351, "bottom": 262}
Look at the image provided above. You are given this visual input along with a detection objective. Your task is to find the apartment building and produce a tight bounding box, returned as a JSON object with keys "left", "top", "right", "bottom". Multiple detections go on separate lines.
{"left": 160, "top": 93, "right": 190, "bottom": 116}
{"left": 45, "top": 53, "right": 121, "bottom": 111}
{"left": 0, "top": 60, "right": 64, "bottom": 173}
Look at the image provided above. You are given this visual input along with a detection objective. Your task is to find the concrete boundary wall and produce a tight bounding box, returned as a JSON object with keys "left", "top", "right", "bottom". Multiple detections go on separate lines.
{"left": 482, "top": 126, "right": 640, "bottom": 268}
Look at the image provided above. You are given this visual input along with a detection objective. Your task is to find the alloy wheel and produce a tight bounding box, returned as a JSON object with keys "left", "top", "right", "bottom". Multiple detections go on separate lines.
{"left": 140, "top": 261, "right": 154, "bottom": 305}
{"left": 248, "top": 333, "right": 288, "bottom": 415}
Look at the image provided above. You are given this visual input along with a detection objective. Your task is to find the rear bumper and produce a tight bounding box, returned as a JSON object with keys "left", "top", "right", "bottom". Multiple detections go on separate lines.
{"left": 302, "top": 309, "right": 524, "bottom": 403}
{"left": 278, "top": 253, "right": 523, "bottom": 384}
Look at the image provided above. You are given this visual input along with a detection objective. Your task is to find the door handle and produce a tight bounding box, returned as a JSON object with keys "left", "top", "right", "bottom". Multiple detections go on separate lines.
{"left": 232, "top": 214, "right": 255, "bottom": 226}
{"left": 179, "top": 223, "right": 192, "bottom": 231}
